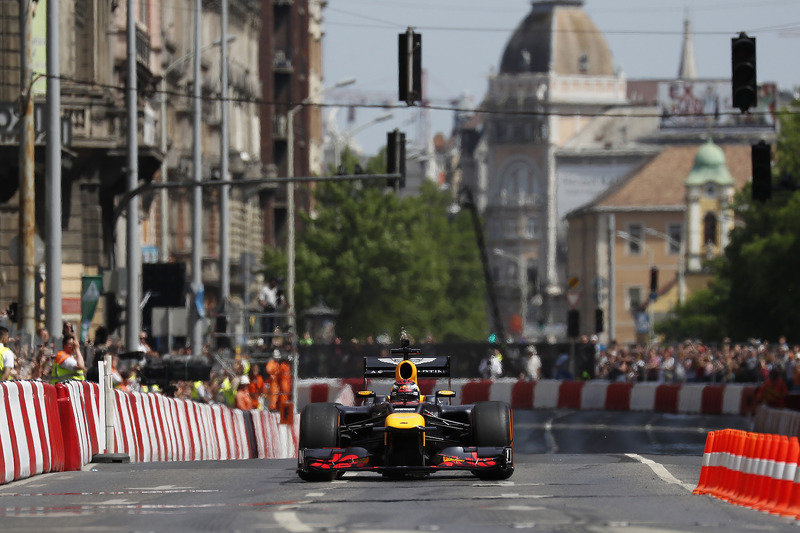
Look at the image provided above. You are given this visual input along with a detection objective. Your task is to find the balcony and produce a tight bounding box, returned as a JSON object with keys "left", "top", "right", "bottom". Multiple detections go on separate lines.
{"left": 136, "top": 27, "right": 150, "bottom": 69}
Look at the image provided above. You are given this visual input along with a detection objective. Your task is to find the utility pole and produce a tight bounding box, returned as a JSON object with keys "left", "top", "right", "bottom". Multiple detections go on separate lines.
{"left": 219, "top": 0, "right": 230, "bottom": 305}
{"left": 18, "top": 0, "right": 36, "bottom": 339}
{"left": 45, "top": 0, "right": 63, "bottom": 343}
{"left": 190, "top": 0, "right": 203, "bottom": 354}
{"left": 125, "top": 0, "right": 141, "bottom": 352}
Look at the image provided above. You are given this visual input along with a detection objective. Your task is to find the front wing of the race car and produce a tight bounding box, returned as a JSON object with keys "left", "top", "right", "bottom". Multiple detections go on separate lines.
{"left": 297, "top": 444, "right": 513, "bottom": 477}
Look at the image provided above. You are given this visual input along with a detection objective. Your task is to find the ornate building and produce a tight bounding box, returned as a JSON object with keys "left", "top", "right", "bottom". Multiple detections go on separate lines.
{"left": 463, "top": 0, "right": 627, "bottom": 340}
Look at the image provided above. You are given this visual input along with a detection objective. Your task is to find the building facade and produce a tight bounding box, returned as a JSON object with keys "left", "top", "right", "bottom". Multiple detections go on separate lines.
{"left": 0, "top": 0, "right": 272, "bottom": 346}
{"left": 464, "top": 0, "right": 628, "bottom": 341}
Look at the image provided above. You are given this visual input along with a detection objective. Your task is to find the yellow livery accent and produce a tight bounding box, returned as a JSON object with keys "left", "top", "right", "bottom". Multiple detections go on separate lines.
{"left": 395, "top": 360, "right": 417, "bottom": 383}
{"left": 385, "top": 412, "right": 425, "bottom": 429}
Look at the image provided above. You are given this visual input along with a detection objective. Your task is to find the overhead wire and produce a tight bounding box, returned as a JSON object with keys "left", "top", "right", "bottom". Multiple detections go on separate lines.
{"left": 25, "top": 71, "right": 786, "bottom": 123}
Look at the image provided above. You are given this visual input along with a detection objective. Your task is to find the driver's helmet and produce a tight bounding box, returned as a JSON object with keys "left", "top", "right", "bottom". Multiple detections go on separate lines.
{"left": 389, "top": 379, "right": 420, "bottom": 404}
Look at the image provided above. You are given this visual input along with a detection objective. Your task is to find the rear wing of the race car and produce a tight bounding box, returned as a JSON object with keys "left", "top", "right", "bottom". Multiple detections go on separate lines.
{"left": 362, "top": 353, "right": 451, "bottom": 390}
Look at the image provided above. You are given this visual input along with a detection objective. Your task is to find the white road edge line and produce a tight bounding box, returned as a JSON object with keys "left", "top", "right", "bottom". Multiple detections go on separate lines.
{"left": 626, "top": 453, "right": 695, "bottom": 492}
{"left": 274, "top": 511, "right": 314, "bottom": 532}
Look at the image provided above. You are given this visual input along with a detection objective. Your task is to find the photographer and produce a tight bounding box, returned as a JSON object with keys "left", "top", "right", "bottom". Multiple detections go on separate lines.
{"left": 50, "top": 333, "right": 86, "bottom": 384}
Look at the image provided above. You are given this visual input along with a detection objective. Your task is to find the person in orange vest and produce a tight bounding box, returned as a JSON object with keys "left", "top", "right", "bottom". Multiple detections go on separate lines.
{"left": 49, "top": 333, "right": 86, "bottom": 384}
{"left": 266, "top": 352, "right": 281, "bottom": 411}
{"left": 247, "top": 363, "right": 266, "bottom": 409}
{"left": 276, "top": 357, "right": 292, "bottom": 414}
{"left": 757, "top": 368, "right": 788, "bottom": 408}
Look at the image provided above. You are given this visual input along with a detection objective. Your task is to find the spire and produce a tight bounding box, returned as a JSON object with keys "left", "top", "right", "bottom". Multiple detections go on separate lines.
{"left": 678, "top": 16, "right": 697, "bottom": 79}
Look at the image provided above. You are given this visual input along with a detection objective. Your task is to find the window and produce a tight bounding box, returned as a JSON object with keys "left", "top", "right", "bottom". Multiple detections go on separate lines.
{"left": 626, "top": 224, "right": 643, "bottom": 255}
{"left": 666, "top": 224, "right": 682, "bottom": 255}
{"left": 524, "top": 216, "right": 538, "bottom": 238}
{"left": 703, "top": 213, "right": 718, "bottom": 246}
{"left": 627, "top": 287, "right": 643, "bottom": 311}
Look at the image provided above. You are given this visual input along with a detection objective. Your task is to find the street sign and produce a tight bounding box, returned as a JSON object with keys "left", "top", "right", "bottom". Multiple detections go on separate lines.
{"left": 566, "top": 289, "right": 582, "bottom": 310}
{"left": 635, "top": 311, "right": 650, "bottom": 334}
{"left": 567, "top": 276, "right": 580, "bottom": 289}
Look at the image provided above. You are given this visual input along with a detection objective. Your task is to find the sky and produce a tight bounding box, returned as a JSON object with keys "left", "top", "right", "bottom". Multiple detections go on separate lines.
{"left": 321, "top": 0, "right": 800, "bottom": 156}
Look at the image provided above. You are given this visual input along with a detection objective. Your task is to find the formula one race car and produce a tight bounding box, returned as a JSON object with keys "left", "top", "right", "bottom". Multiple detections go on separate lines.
{"left": 296, "top": 340, "right": 514, "bottom": 481}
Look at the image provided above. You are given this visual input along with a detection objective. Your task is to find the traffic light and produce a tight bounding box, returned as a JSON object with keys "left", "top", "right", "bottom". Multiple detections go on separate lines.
{"left": 105, "top": 295, "right": 124, "bottom": 333}
{"left": 398, "top": 28, "right": 421, "bottom": 104}
{"left": 567, "top": 309, "right": 579, "bottom": 338}
{"left": 752, "top": 141, "right": 772, "bottom": 201}
{"left": 142, "top": 263, "right": 186, "bottom": 307}
{"left": 731, "top": 32, "right": 757, "bottom": 113}
{"left": 387, "top": 129, "right": 406, "bottom": 189}
{"left": 595, "top": 308, "right": 604, "bottom": 333}
{"left": 649, "top": 267, "right": 659, "bottom": 293}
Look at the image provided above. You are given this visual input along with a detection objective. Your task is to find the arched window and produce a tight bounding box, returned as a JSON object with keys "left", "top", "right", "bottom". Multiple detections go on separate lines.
{"left": 703, "top": 212, "right": 718, "bottom": 246}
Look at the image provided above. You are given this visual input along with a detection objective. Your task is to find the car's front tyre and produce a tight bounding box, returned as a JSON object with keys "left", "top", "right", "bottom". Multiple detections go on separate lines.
{"left": 298, "top": 402, "right": 340, "bottom": 481}
{"left": 471, "top": 401, "right": 514, "bottom": 480}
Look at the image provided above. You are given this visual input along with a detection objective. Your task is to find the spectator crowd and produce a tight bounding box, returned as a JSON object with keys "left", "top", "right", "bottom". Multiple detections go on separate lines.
{"left": 0, "top": 316, "right": 294, "bottom": 414}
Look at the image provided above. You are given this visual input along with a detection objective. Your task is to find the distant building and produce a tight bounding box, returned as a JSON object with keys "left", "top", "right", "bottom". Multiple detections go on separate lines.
{"left": 457, "top": 1, "right": 779, "bottom": 344}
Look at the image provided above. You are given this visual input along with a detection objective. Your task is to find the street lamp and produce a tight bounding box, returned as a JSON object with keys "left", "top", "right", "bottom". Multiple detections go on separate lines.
{"left": 493, "top": 248, "right": 528, "bottom": 339}
{"left": 161, "top": 33, "right": 235, "bottom": 354}
{"left": 287, "top": 77, "right": 355, "bottom": 408}
{"left": 159, "top": 36, "right": 235, "bottom": 263}
{"left": 332, "top": 112, "right": 394, "bottom": 169}
{"left": 643, "top": 227, "right": 685, "bottom": 304}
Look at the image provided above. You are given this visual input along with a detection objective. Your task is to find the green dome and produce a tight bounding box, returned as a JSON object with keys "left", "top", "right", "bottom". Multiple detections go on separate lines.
{"left": 684, "top": 139, "right": 735, "bottom": 187}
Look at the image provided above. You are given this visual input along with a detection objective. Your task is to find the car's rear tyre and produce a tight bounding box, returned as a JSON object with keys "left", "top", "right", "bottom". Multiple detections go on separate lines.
{"left": 471, "top": 401, "right": 514, "bottom": 480}
{"left": 298, "top": 402, "right": 340, "bottom": 481}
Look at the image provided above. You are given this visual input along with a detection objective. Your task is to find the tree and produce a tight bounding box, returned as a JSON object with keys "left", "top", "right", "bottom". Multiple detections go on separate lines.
{"left": 264, "top": 147, "right": 489, "bottom": 342}
{"left": 657, "top": 99, "right": 800, "bottom": 342}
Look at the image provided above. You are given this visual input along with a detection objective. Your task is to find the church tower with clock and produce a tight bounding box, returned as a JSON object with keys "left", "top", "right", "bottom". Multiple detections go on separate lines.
{"left": 477, "top": 0, "right": 627, "bottom": 339}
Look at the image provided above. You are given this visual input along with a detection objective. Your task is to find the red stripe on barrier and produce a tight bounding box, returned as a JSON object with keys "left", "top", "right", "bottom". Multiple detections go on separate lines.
{"left": 84, "top": 382, "right": 102, "bottom": 456}
{"left": 558, "top": 381, "right": 584, "bottom": 409}
{"left": 309, "top": 383, "right": 330, "bottom": 404}
{"left": 654, "top": 384, "right": 681, "bottom": 413}
{"left": 29, "top": 383, "right": 49, "bottom": 474}
{"left": 510, "top": 381, "right": 534, "bottom": 409}
{"left": 701, "top": 385, "right": 724, "bottom": 415}
{"left": 44, "top": 384, "right": 64, "bottom": 472}
{"left": 56, "top": 389, "right": 82, "bottom": 471}
{"left": 16, "top": 383, "right": 37, "bottom": 478}
{"left": 29, "top": 383, "right": 48, "bottom": 474}
{"left": 605, "top": 383, "right": 633, "bottom": 411}
{"left": 341, "top": 378, "right": 363, "bottom": 394}
{"left": 741, "top": 386, "right": 758, "bottom": 416}
{"left": 460, "top": 381, "right": 492, "bottom": 404}
{"left": 417, "top": 379, "right": 436, "bottom": 397}
{"left": 114, "top": 392, "right": 129, "bottom": 456}
{"left": 4, "top": 383, "right": 21, "bottom": 481}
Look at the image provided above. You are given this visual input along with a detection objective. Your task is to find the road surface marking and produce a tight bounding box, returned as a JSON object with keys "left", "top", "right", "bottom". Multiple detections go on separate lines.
{"left": 626, "top": 453, "right": 695, "bottom": 491}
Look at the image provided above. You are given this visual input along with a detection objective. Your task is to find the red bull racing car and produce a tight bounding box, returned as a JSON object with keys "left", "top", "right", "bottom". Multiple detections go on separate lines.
{"left": 296, "top": 341, "right": 514, "bottom": 481}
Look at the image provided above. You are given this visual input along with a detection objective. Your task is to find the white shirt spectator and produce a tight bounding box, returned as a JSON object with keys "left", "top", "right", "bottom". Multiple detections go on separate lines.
{"left": 525, "top": 349, "right": 542, "bottom": 381}
{"left": 1, "top": 342, "right": 15, "bottom": 378}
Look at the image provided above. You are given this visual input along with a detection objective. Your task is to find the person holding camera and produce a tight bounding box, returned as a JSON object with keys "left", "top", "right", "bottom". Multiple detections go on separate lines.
{"left": 50, "top": 333, "right": 86, "bottom": 384}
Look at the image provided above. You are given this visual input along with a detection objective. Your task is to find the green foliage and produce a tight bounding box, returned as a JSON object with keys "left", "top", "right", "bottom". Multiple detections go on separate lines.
{"left": 661, "top": 99, "right": 800, "bottom": 342}
{"left": 271, "top": 147, "right": 488, "bottom": 342}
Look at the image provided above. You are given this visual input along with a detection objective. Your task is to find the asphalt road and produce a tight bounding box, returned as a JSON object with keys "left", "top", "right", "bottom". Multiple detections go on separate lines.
{"left": 0, "top": 410, "right": 788, "bottom": 533}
